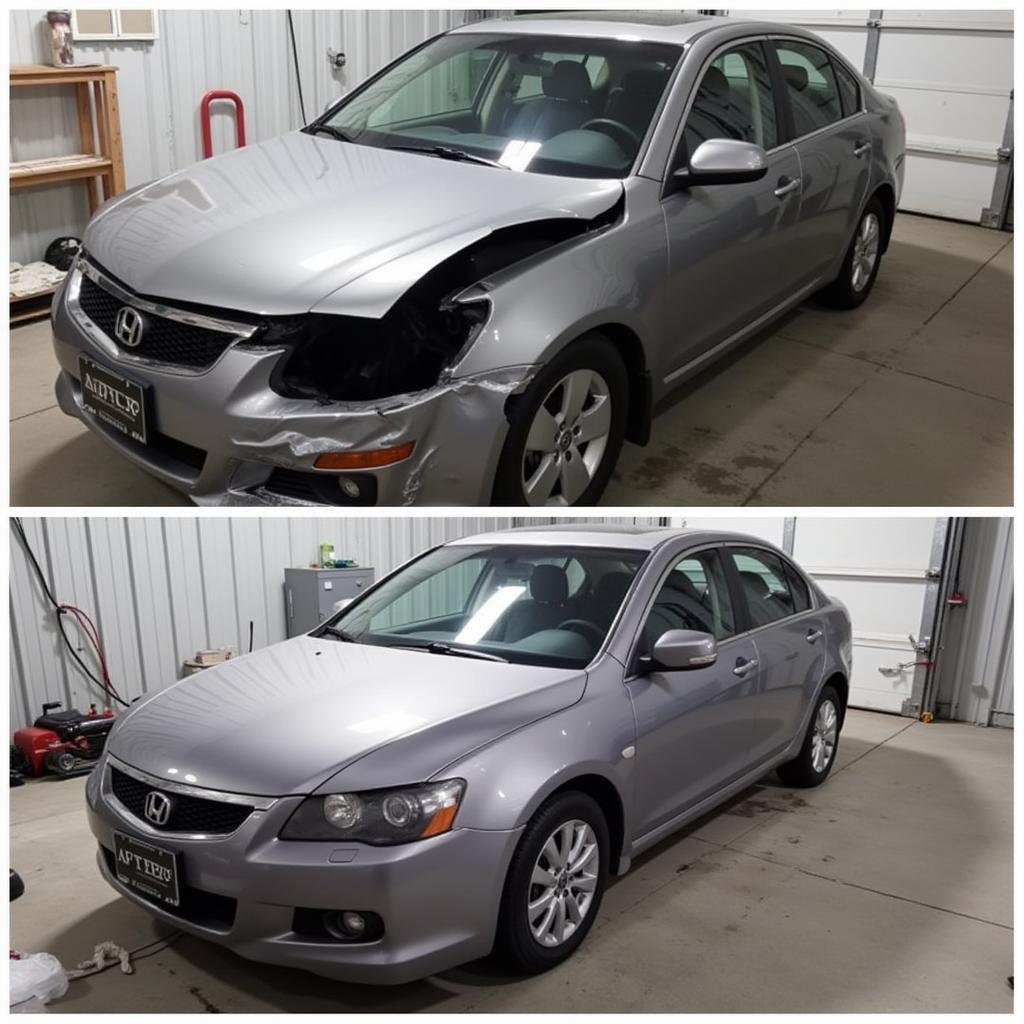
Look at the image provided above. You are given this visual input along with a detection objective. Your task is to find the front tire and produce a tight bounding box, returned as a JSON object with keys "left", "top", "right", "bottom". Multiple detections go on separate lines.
{"left": 494, "top": 791, "right": 609, "bottom": 974}
{"left": 492, "top": 334, "right": 628, "bottom": 506}
{"left": 816, "top": 197, "right": 886, "bottom": 309}
{"left": 777, "top": 684, "right": 842, "bottom": 788}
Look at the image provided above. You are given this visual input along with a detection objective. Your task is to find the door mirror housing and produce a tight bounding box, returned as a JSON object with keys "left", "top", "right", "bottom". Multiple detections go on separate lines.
{"left": 642, "top": 629, "right": 719, "bottom": 671}
{"left": 671, "top": 139, "right": 769, "bottom": 191}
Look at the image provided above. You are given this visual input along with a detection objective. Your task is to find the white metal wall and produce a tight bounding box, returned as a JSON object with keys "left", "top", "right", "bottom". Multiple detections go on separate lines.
{"left": 9, "top": 9, "right": 487, "bottom": 263}
{"left": 725, "top": 9, "right": 1014, "bottom": 223}
{"left": 8, "top": 515, "right": 657, "bottom": 728}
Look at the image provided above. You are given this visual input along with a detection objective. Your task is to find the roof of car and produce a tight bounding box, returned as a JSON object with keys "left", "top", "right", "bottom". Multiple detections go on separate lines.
{"left": 449, "top": 11, "right": 740, "bottom": 46}
{"left": 449, "top": 525, "right": 780, "bottom": 553}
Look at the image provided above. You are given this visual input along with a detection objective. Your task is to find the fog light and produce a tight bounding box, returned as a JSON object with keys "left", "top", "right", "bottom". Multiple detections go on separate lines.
{"left": 323, "top": 909, "right": 375, "bottom": 941}
{"left": 313, "top": 441, "right": 415, "bottom": 470}
{"left": 338, "top": 477, "right": 361, "bottom": 499}
{"left": 341, "top": 911, "right": 365, "bottom": 935}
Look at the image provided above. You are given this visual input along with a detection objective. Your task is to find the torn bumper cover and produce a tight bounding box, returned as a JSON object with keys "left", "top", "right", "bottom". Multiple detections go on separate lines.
{"left": 51, "top": 289, "right": 533, "bottom": 506}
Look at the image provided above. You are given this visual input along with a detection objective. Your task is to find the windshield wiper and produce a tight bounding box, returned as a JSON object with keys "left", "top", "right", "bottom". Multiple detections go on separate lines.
{"left": 392, "top": 641, "right": 509, "bottom": 663}
{"left": 304, "top": 124, "right": 356, "bottom": 143}
{"left": 318, "top": 625, "right": 358, "bottom": 642}
{"left": 386, "top": 144, "right": 507, "bottom": 169}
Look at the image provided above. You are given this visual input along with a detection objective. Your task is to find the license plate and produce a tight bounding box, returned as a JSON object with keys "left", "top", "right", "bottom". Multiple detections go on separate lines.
{"left": 79, "top": 356, "right": 147, "bottom": 444}
{"left": 112, "top": 831, "right": 180, "bottom": 907}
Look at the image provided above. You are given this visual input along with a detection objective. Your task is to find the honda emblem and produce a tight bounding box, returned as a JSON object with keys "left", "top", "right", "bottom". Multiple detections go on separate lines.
{"left": 114, "top": 306, "right": 144, "bottom": 348}
{"left": 143, "top": 790, "right": 173, "bottom": 826}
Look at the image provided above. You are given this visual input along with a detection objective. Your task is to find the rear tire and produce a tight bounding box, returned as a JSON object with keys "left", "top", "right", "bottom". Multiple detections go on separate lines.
{"left": 816, "top": 197, "right": 886, "bottom": 309}
{"left": 777, "top": 684, "right": 842, "bottom": 788}
{"left": 494, "top": 791, "right": 609, "bottom": 974}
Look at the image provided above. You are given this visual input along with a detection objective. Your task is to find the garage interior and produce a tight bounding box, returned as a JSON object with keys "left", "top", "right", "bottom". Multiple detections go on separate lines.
{"left": 9, "top": 515, "right": 1013, "bottom": 1012}
{"left": 8, "top": 8, "right": 1014, "bottom": 507}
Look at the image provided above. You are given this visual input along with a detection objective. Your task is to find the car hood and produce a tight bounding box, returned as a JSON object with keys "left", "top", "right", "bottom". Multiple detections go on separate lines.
{"left": 84, "top": 130, "right": 622, "bottom": 317}
{"left": 107, "top": 635, "right": 587, "bottom": 796}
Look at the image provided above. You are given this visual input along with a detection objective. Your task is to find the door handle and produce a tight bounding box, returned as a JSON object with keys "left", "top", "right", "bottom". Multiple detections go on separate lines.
{"left": 773, "top": 176, "right": 801, "bottom": 198}
{"left": 733, "top": 657, "right": 759, "bottom": 677}
{"left": 806, "top": 629, "right": 823, "bottom": 644}
{"left": 853, "top": 141, "right": 871, "bottom": 158}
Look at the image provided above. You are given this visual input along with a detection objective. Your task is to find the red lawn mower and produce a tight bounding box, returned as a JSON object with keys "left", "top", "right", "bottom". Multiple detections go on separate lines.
{"left": 11, "top": 702, "right": 116, "bottom": 778}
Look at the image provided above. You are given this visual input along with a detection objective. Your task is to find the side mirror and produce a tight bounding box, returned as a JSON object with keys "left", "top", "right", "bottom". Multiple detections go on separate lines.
{"left": 642, "top": 629, "right": 719, "bottom": 672}
{"left": 671, "top": 138, "right": 768, "bottom": 190}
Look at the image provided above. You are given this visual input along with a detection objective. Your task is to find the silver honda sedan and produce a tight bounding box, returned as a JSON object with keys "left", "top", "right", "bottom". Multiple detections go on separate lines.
{"left": 51, "top": 13, "right": 904, "bottom": 506}
{"left": 86, "top": 525, "right": 852, "bottom": 983}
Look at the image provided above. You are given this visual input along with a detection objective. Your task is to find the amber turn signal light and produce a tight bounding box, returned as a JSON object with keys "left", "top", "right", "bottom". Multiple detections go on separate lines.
{"left": 313, "top": 441, "right": 415, "bottom": 470}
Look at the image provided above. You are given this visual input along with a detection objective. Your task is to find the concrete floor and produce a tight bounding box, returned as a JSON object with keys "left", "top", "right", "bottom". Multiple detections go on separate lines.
{"left": 9, "top": 215, "right": 1013, "bottom": 507}
{"left": 10, "top": 710, "right": 1012, "bottom": 1013}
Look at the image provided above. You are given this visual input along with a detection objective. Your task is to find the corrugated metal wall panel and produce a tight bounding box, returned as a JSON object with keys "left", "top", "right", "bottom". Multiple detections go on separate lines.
{"left": 9, "top": 9, "right": 491, "bottom": 262}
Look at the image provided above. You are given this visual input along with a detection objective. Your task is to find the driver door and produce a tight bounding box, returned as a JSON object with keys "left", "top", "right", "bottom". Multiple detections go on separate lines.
{"left": 626, "top": 546, "right": 759, "bottom": 840}
{"left": 660, "top": 41, "right": 805, "bottom": 376}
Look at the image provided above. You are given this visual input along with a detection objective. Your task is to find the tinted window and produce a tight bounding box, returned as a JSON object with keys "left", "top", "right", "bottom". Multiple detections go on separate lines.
{"left": 774, "top": 41, "right": 843, "bottom": 136}
{"left": 729, "top": 548, "right": 800, "bottom": 628}
{"left": 641, "top": 549, "right": 736, "bottom": 653}
{"left": 684, "top": 43, "right": 778, "bottom": 156}
{"left": 833, "top": 59, "right": 861, "bottom": 117}
{"left": 783, "top": 563, "right": 812, "bottom": 613}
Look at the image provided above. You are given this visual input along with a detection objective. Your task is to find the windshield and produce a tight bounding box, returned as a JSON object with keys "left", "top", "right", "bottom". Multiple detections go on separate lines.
{"left": 316, "top": 32, "right": 682, "bottom": 179}
{"left": 322, "top": 544, "right": 648, "bottom": 668}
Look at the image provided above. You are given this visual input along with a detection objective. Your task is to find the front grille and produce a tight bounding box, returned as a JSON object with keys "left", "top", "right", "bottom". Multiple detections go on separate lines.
{"left": 78, "top": 274, "right": 240, "bottom": 371}
{"left": 110, "top": 766, "right": 254, "bottom": 835}
{"left": 101, "top": 847, "right": 237, "bottom": 930}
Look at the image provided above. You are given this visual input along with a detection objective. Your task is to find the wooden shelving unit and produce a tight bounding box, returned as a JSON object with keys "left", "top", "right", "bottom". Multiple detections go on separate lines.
{"left": 10, "top": 64, "right": 125, "bottom": 208}
{"left": 10, "top": 64, "right": 125, "bottom": 324}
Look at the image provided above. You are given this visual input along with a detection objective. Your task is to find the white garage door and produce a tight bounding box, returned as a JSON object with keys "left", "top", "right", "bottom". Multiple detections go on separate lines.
{"left": 725, "top": 9, "right": 1014, "bottom": 224}
{"left": 673, "top": 516, "right": 947, "bottom": 714}
{"left": 789, "top": 517, "right": 946, "bottom": 713}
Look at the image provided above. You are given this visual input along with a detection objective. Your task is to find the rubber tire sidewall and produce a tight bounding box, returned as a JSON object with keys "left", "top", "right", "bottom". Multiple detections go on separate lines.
{"left": 777, "top": 684, "right": 842, "bottom": 788}
{"left": 492, "top": 334, "right": 628, "bottom": 507}
{"left": 817, "top": 197, "right": 886, "bottom": 309}
{"left": 494, "top": 791, "right": 610, "bottom": 975}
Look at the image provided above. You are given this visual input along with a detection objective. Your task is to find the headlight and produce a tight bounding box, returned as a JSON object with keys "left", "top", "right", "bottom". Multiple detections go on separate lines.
{"left": 280, "top": 779, "right": 465, "bottom": 845}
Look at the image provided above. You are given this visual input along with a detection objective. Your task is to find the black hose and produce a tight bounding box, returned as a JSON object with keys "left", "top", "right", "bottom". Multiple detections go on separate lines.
{"left": 11, "top": 519, "right": 129, "bottom": 708}
{"left": 286, "top": 11, "right": 307, "bottom": 124}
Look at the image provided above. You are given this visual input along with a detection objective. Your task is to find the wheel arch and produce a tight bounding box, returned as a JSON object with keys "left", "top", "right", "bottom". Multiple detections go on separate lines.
{"left": 528, "top": 770, "right": 629, "bottom": 876}
{"left": 823, "top": 670, "right": 850, "bottom": 726}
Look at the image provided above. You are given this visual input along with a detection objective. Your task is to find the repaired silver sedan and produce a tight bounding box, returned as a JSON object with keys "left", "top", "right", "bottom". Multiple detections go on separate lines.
{"left": 51, "top": 13, "right": 904, "bottom": 506}
{"left": 86, "top": 525, "right": 853, "bottom": 982}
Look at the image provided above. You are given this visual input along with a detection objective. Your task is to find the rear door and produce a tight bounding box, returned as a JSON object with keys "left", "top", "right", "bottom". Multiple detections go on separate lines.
{"left": 660, "top": 40, "right": 804, "bottom": 375}
{"left": 769, "top": 38, "right": 873, "bottom": 286}
{"left": 724, "top": 545, "right": 827, "bottom": 767}
{"left": 626, "top": 545, "right": 759, "bottom": 838}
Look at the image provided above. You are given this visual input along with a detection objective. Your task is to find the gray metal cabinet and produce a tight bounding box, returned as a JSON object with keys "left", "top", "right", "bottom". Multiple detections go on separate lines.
{"left": 285, "top": 567, "right": 375, "bottom": 637}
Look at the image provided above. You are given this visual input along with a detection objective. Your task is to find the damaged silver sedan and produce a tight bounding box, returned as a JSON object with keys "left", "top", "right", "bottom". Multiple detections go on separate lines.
{"left": 50, "top": 13, "right": 904, "bottom": 506}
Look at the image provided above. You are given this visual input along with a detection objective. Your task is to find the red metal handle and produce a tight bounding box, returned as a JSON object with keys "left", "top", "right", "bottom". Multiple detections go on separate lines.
{"left": 200, "top": 90, "right": 246, "bottom": 159}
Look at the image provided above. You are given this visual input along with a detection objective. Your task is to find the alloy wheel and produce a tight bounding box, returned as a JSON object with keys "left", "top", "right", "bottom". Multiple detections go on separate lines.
{"left": 527, "top": 819, "right": 599, "bottom": 947}
{"left": 851, "top": 212, "right": 880, "bottom": 292}
{"left": 811, "top": 698, "right": 838, "bottom": 773}
{"left": 521, "top": 369, "right": 612, "bottom": 506}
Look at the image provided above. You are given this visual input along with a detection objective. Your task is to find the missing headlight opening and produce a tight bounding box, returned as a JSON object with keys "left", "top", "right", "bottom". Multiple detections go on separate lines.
{"left": 269, "top": 203, "right": 622, "bottom": 403}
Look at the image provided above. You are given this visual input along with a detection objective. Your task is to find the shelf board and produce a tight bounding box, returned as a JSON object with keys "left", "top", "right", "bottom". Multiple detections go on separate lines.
{"left": 9, "top": 283, "right": 59, "bottom": 326}
{"left": 10, "top": 154, "right": 112, "bottom": 188}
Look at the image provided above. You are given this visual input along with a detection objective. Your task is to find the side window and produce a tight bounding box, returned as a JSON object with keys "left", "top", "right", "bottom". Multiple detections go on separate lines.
{"left": 774, "top": 41, "right": 844, "bottom": 137}
{"left": 729, "top": 548, "right": 800, "bottom": 628}
{"left": 783, "top": 563, "right": 812, "bottom": 613}
{"left": 833, "top": 59, "right": 861, "bottom": 117}
{"left": 641, "top": 549, "right": 736, "bottom": 654}
{"left": 683, "top": 43, "right": 779, "bottom": 157}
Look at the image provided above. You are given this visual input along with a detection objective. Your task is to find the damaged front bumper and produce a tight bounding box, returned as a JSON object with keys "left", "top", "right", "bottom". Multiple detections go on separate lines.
{"left": 50, "top": 279, "right": 533, "bottom": 506}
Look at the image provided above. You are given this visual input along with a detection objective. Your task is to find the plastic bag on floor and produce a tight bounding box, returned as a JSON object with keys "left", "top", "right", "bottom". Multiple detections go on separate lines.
{"left": 10, "top": 953, "right": 68, "bottom": 1006}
